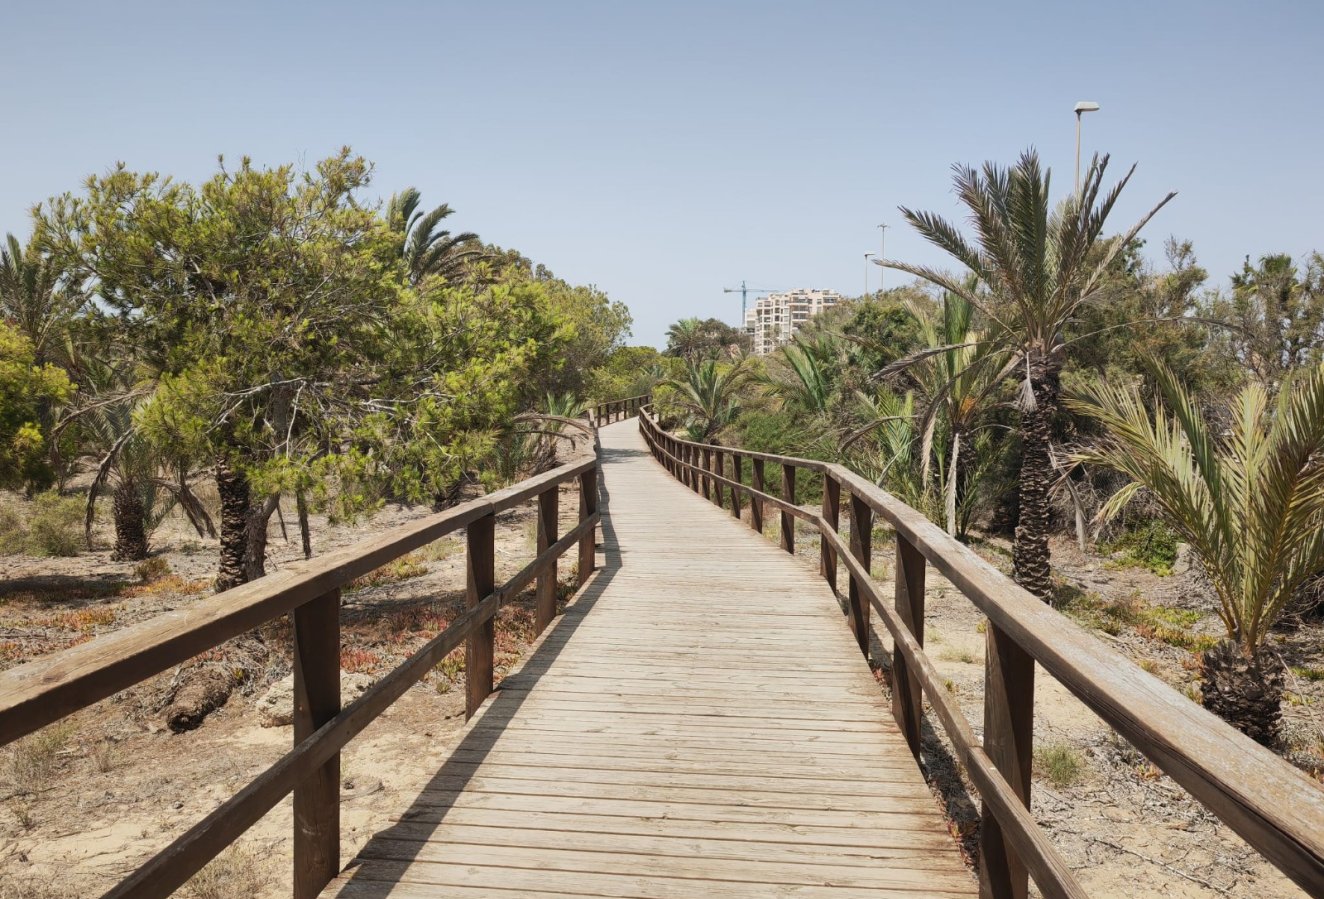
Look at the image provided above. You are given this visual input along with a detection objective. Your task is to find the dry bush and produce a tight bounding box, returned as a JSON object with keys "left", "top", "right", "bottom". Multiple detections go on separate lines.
{"left": 0, "top": 492, "right": 84, "bottom": 557}
{"left": 181, "top": 844, "right": 276, "bottom": 899}
{"left": 5, "top": 722, "right": 75, "bottom": 795}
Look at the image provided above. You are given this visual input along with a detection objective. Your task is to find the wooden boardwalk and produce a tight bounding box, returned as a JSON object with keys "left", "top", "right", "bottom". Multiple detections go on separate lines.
{"left": 323, "top": 421, "right": 974, "bottom": 898}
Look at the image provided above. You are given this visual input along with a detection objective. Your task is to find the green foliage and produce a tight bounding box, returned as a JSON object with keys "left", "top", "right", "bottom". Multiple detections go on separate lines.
{"left": 662, "top": 357, "right": 750, "bottom": 442}
{"left": 1070, "top": 359, "right": 1324, "bottom": 653}
{"left": 0, "top": 322, "right": 73, "bottom": 492}
{"left": 1100, "top": 518, "right": 1180, "bottom": 576}
{"left": 586, "top": 345, "right": 662, "bottom": 403}
{"left": 664, "top": 317, "right": 749, "bottom": 361}
{"left": 0, "top": 492, "right": 84, "bottom": 557}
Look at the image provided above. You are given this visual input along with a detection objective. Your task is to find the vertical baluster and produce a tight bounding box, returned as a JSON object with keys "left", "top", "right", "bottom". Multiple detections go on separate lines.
{"left": 892, "top": 535, "right": 926, "bottom": 756}
{"left": 978, "top": 626, "right": 1035, "bottom": 899}
{"left": 780, "top": 465, "right": 796, "bottom": 553}
{"left": 578, "top": 465, "right": 599, "bottom": 586}
{"left": 702, "top": 448, "right": 713, "bottom": 500}
{"left": 820, "top": 473, "right": 840, "bottom": 590}
{"left": 713, "top": 450, "right": 725, "bottom": 508}
{"left": 465, "top": 514, "right": 496, "bottom": 719}
{"left": 751, "top": 459, "right": 765, "bottom": 534}
{"left": 292, "top": 589, "right": 340, "bottom": 899}
{"left": 535, "top": 485, "right": 559, "bottom": 634}
{"left": 730, "top": 454, "right": 742, "bottom": 519}
{"left": 847, "top": 495, "right": 872, "bottom": 654}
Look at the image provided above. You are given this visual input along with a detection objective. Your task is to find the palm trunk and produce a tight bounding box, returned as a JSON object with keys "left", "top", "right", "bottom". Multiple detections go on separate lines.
{"left": 944, "top": 432, "right": 961, "bottom": 538}
{"left": 1012, "top": 362, "right": 1058, "bottom": 600}
{"left": 111, "top": 479, "right": 149, "bottom": 561}
{"left": 215, "top": 456, "right": 251, "bottom": 593}
{"left": 1200, "top": 639, "right": 1285, "bottom": 747}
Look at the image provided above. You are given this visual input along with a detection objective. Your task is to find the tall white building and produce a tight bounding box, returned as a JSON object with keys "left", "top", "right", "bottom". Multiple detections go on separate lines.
{"left": 742, "top": 289, "right": 845, "bottom": 356}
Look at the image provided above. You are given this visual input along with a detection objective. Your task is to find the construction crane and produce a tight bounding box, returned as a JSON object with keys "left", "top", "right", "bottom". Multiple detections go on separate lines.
{"left": 722, "top": 281, "right": 781, "bottom": 327}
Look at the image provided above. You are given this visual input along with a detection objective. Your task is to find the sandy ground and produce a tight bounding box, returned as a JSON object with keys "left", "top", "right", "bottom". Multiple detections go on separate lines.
{"left": 0, "top": 480, "right": 587, "bottom": 898}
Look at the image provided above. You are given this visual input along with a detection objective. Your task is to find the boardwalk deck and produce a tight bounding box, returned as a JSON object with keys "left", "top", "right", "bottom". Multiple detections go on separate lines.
{"left": 322, "top": 421, "right": 974, "bottom": 898}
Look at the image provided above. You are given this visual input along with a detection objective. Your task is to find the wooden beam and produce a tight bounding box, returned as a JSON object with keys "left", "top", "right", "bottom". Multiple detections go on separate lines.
{"left": 536, "top": 486, "right": 559, "bottom": 634}
{"left": 892, "top": 536, "right": 925, "bottom": 759}
{"left": 846, "top": 494, "right": 871, "bottom": 655}
{"left": 578, "top": 466, "right": 599, "bottom": 586}
{"left": 292, "top": 589, "right": 340, "bottom": 899}
{"left": 979, "top": 623, "right": 1034, "bottom": 899}
{"left": 780, "top": 465, "right": 795, "bottom": 554}
{"left": 820, "top": 473, "right": 840, "bottom": 590}
{"left": 466, "top": 513, "right": 497, "bottom": 719}
{"left": 750, "top": 459, "right": 765, "bottom": 534}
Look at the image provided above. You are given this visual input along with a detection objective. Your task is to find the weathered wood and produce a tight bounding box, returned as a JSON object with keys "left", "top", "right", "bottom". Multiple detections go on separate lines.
{"left": 780, "top": 464, "right": 796, "bottom": 554}
{"left": 713, "top": 450, "right": 725, "bottom": 508}
{"left": 327, "top": 421, "right": 974, "bottom": 898}
{"left": 293, "top": 589, "right": 340, "bottom": 899}
{"left": 751, "top": 458, "right": 765, "bottom": 534}
{"left": 979, "top": 622, "right": 1034, "bottom": 899}
{"left": 821, "top": 473, "right": 840, "bottom": 590}
{"left": 729, "top": 454, "right": 742, "bottom": 519}
{"left": 466, "top": 513, "right": 497, "bottom": 719}
{"left": 892, "top": 536, "right": 925, "bottom": 759}
{"left": 535, "top": 485, "right": 559, "bottom": 634}
{"left": 702, "top": 448, "right": 713, "bottom": 501}
{"left": 847, "top": 494, "right": 872, "bottom": 655}
{"left": 578, "top": 467, "right": 598, "bottom": 586}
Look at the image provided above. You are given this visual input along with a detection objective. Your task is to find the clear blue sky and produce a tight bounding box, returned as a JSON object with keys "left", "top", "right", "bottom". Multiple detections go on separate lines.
{"left": 3, "top": 1, "right": 1321, "bottom": 348}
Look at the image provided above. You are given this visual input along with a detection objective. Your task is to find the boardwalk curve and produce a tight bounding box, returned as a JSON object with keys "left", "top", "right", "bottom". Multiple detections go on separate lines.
{"left": 323, "top": 419, "right": 973, "bottom": 897}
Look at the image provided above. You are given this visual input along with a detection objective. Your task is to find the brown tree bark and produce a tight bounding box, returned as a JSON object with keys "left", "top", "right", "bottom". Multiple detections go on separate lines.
{"left": 111, "top": 479, "right": 149, "bottom": 561}
{"left": 1012, "top": 361, "right": 1059, "bottom": 600}
{"left": 215, "top": 456, "right": 251, "bottom": 592}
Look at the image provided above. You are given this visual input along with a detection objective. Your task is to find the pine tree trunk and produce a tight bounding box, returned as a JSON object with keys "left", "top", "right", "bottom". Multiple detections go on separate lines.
{"left": 215, "top": 457, "right": 251, "bottom": 593}
{"left": 243, "top": 494, "right": 280, "bottom": 583}
{"left": 111, "top": 480, "right": 149, "bottom": 561}
{"left": 1200, "top": 639, "right": 1285, "bottom": 747}
{"left": 1012, "top": 362, "right": 1058, "bottom": 600}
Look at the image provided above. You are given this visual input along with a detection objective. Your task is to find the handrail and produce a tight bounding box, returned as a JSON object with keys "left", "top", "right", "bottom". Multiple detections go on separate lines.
{"left": 591, "top": 393, "right": 650, "bottom": 426}
{"left": 0, "top": 439, "right": 604, "bottom": 899}
{"left": 638, "top": 406, "right": 1324, "bottom": 898}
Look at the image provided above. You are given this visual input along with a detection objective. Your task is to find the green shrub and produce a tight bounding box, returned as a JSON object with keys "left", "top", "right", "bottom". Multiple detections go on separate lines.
{"left": 1034, "top": 743, "right": 1085, "bottom": 788}
{"left": 1100, "top": 518, "right": 1180, "bottom": 576}
{"left": 22, "top": 492, "right": 84, "bottom": 557}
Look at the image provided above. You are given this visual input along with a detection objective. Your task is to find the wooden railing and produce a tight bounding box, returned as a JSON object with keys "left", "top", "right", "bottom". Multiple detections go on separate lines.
{"left": 591, "top": 393, "right": 650, "bottom": 426}
{"left": 638, "top": 408, "right": 1324, "bottom": 899}
{"left": 0, "top": 423, "right": 603, "bottom": 899}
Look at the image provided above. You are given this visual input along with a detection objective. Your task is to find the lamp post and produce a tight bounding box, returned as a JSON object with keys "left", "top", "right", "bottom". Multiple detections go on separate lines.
{"left": 877, "top": 223, "right": 889, "bottom": 291}
{"left": 864, "top": 253, "right": 875, "bottom": 299}
{"left": 1074, "top": 101, "right": 1100, "bottom": 195}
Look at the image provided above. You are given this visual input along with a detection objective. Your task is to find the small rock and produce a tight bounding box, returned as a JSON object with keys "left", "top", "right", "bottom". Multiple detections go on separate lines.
{"left": 255, "top": 671, "right": 375, "bottom": 728}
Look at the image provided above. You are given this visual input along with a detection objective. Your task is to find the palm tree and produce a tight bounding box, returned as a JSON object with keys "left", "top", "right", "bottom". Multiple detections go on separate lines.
{"left": 0, "top": 233, "right": 82, "bottom": 369}
{"left": 884, "top": 150, "right": 1175, "bottom": 598}
{"left": 663, "top": 358, "right": 748, "bottom": 442}
{"left": 386, "top": 188, "right": 484, "bottom": 286}
{"left": 1068, "top": 361, "right": 1324, "bottom": 746}
{"left": 763, "top": 334, "right": 838, "bottom": 417}
{"left": 664, "top": 318, "right": 706, "bottom": 361}
{"left": 888, "top": 287, "right": 1012, "bottom": 537}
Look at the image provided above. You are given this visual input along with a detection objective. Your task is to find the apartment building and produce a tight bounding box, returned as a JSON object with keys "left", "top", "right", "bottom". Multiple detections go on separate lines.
{"left": 742, "top": 289, "right": 845, "bottom": 355}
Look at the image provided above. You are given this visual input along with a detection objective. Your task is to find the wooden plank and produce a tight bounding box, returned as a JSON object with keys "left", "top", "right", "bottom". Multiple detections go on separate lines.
{"left": 847, "top": 493, "right": 872, "bottom": 655}
{"left": 535, "top": 485, "right": 558, "bottom": 633}
{"left": 780, "top": 463, "right": 796, "bottom": 553}
{"left": 821, "top": 472, "right": 840, "bottom": 590}
{"left": 751, "top": 458, "right": 765, "bottom": 533}
{"left": 293, "top": 589, "right": 341, "bottom": 899}
{"left": 578, "top": 465, "right": 598, "bottom": 586}
{"left": 892, "top": 535, "right": 925, "bottom": 759}
{"left": 979, "top": 622, "right": 1035, "bottom": 899}
{"left": 465, "top": 513, "right": 496, "bottom": 719}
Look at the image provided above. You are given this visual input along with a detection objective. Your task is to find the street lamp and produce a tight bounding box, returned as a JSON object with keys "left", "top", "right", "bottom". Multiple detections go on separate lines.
{"left": 1074, "top": 101, "right": 1100, "bottom": 195}
{"left": 877, "top": 224, "right": 889, "bottom": 291}
{"left": 864, "top": 253, "right": 875, "bottom": 299}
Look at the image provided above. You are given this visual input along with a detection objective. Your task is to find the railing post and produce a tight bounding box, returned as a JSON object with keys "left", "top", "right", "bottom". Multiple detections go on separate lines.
{"left": 751, "top": 459, "right": 765, "bottom": 534}
{"left": 702, "top": 448, "right": 713, "bottom": 501}
{"left": 713, "top": 450, "right": 725, "bottom": 508}
{"left": 979, "top": 624, "right": 1035, "bottom": 899}
{"left": 892, "top": 535, "right": 925, "bottom": 757}
{"left": 820, "top": 473, "right": 840, "bottom": 590}
{"left": 578, "top": 465, "right": 599, "bottom": 586}
{"left": 465, "top": 513, "right": 496, "bottom": 719}
{"left": 688, "top": 446, "right": 700, "bottom": 493}
{"left": 535, "top": 485, "right": 559, "bottom": 634}
{"left": 729, "top": 454, "right": 742, "bottom": 519}
{"left": 847, "top": 495, "right": 871, "bottom": 655}
{"left": 780, "top": 464, "right": 796, "bottom": 554}
{"left": 292, "top": 588, "right": 340, "bottom": 899}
